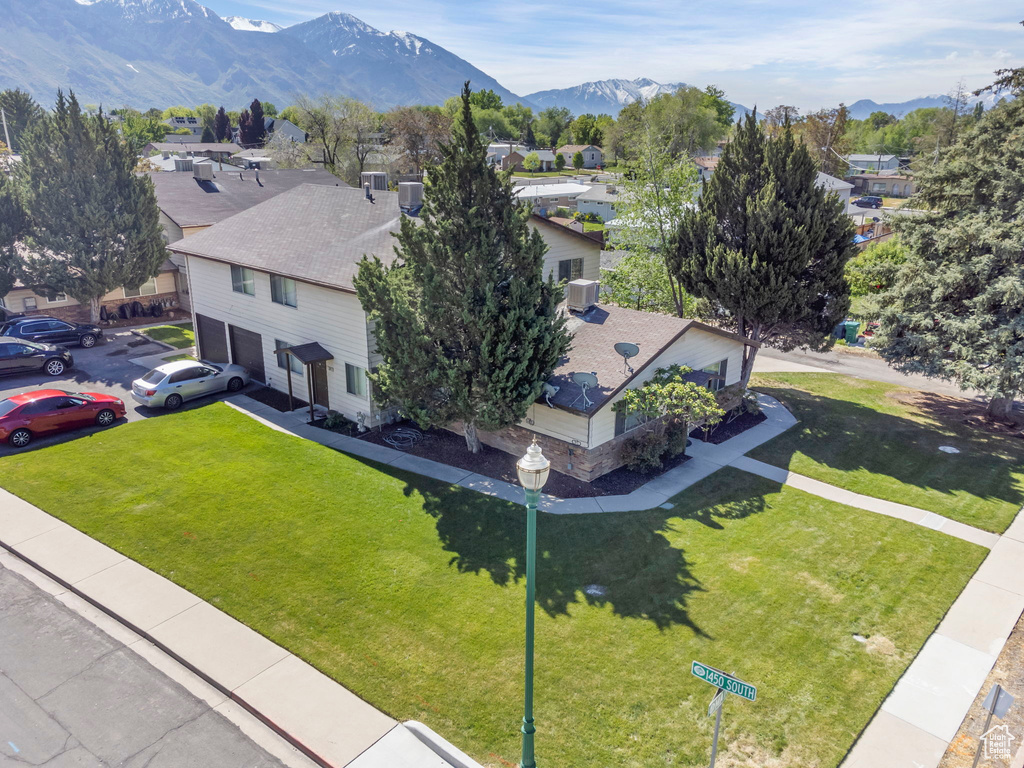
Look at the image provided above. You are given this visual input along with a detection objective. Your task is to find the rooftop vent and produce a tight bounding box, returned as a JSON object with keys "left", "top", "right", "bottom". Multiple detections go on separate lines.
{"left": 173, "top": 157, "right": 194, "bottom": 173}
{"left": 360, "top": 171, "right": 388, "bottom": 191}
{"left": 399, "top": 181, "right": 424, "bottom": 211}
{"left": 193, "top": 161, "right": 214, "bottom": 181}
{"left": 566, "top": 279, "right": 600, "bottom": 313}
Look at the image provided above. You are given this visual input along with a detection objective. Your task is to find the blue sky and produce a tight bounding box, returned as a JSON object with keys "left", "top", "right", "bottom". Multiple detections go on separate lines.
{"left": 203, "top": 0, "right": 1023, "bottom": 109}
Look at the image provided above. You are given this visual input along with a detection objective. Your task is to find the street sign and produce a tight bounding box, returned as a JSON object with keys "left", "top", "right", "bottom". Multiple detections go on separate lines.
{"left": 708, "top": 688, "right": 725, "bottom": 717}
{"left": 691, "top": 661, "right": 757, "bottom": 702}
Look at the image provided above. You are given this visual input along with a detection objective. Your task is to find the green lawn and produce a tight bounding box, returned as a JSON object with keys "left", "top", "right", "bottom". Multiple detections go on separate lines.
{"left": 582, "top": 222, "right": 605, "bottom": 232}
{"left": 0, "top": 404, "right": 985, "bottom": 768}
{"left": 143, "top": 322, "right": 194, "bottom": 349}
{"left": 162, "top": 352, "right": 196, "bottom": 362}
{"left": 512, "top": 170, "right": 589, "bottom": 178}
{"left": 750, "top": 373, "right": 1024, "bottom": 533}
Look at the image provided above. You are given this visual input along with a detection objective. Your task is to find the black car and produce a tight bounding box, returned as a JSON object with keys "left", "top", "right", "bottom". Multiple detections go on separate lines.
{"left": 0, "top": 337, "right": 74, "bottom": 377}
{"left": 853, "top": 195, "right": 883, "bottom": 209}
{"left": 0, "top": 316, "right": 103, "bottom": 348}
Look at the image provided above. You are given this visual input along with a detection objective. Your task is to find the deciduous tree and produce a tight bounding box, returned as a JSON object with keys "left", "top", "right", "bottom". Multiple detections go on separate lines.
{"left": 18, "top": 92, "right": 167, "bottom": 322}
{"left": 354, "top": 84, "right": 570, "bottom": 453}
{"left": 383, "top": 105, "right": 451, "bottom": 177}
{"left": 554, "top": 152, "right": 565, "bottom": 172}
{"left": 670, "top": 113, "right": 856, "bottom": 386}
{"left": 572, "top": 150, "right": 584, "bottom": 172}
{"left": 522, "top": 151, "right": 540, "bottom": 173}
{"left": 213, "top": 106, "right": 230, "bottom": 142}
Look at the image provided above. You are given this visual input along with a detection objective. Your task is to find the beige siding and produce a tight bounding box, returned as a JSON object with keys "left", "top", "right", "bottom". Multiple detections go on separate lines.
{"left": 519, "top": 401, "right": 590, "bottom": 445}
{"left": 590, "top": 328, "right": 746, "bottom": 447}
{"left": 531, "top": 222, "right": 601, "bottom": 282}
{"left": 2, "top": 271, "right": 176, "bottom": 311}
{"left": 185, "top": 255, "right": 376, "bottom": 422}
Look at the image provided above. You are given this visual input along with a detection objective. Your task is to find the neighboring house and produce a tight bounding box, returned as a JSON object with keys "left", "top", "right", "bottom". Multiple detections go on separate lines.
{"left": 816, "top": 171, "right": 854, "bottom": 207}
{"left": 0, "top": 263, "right": 183, "bottom": 324}
{"left": 487, "top": 143, "right": 527, "bottom": 165}
{"left": 844, "top": 153, "right": 901, "bottom": 172}
{"left": 145, "top": 142, "right": 243, "bottom": 161}
{"left": 164, "top": 116, "right": 204, "bottom": 136}
{"left": 514, "top": 182, "right": 591, "bottom": 214}
{"left": 503, "top": 150, "right": 557, "bottom": 173}
{"left": 849, "top": 174, "right": 915, "bottom": 197}
{"left": 474, "top": 296, "right": 755, "bottom": 481}
{"left": 232, "top": 149, "right": 276, "bottom": 170}
{"left": 556, "top": 145, "right": 603, "bottom": 168}
{"left": 264, "top": 117, "right": 307, "bottom": 143}
{"left": 694, "top": 156, "right": 719, "bottom": 181}
{"left": 156, "top": 134, "right": 201, "bottom": 146}
{"left": 150, "top": 167, "right": 343, "bottom": 309}
{"left": 168, "top": 184, "right": 602, "bottom": 430}
{"left": 576, "top": 184, "right": 628, "bottom": 220}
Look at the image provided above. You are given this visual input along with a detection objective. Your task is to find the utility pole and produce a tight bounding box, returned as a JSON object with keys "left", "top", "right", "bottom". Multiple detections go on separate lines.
{"left": 1, "top": 107, "right": 11, "bottom": 154}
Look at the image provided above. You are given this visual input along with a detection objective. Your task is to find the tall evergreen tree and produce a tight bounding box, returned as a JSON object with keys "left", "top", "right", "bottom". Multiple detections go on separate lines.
{"left": 670, "top": 113, "right": 856, "bottom": 386}
{"left": 214, "top": 106, "right": 230, "bottom": 142}
{"left": 873, "top": 89, "right": 1024, "bottom": 421}
{"left": 18, "top": 91, "right": 166, "bottom": 322}
{"left": 0, "top": 171, "right": 27, "bottom": 297}
{"left": 200, "top": 124, "right": 215, "bottom": 143}
{"left": 248, "top": 99, "right": 266, "bottom": 146}
{"left": 524, "top": 120, "right": 537, "bottom": 149}
{"left": 0, "top": 88, "right": 44, "bottom": 154}
{"left": 354, "top": 83, "right": 570, "bottom": 453}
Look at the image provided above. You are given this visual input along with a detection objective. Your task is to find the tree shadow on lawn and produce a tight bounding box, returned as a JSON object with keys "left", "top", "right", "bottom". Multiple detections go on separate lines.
{"left": 754, "top": 385, "right": 1024, "bottom": 509}
{"left": 388, "top": 468, "right": 770, "bottom": 637}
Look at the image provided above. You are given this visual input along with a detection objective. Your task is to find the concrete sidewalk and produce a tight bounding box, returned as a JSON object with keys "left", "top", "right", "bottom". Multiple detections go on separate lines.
{"left": 0, "top": 490, "right": 482, "bottom": 768}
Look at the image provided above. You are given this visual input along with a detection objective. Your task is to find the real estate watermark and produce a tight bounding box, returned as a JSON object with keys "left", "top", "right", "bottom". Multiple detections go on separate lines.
{"left": 981, "top": 724, "right": 1016, "bottom": 761}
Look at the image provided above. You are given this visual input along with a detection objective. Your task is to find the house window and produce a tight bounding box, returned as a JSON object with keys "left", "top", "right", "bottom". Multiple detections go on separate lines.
{"left": 345, "top": 363, "right": 367, "bottom": 397}
{"left": 23, "top": 297, "right": 37, "bottom": 311}
{"left": 558, "top": 258, "right": 584, "bottom": 282}
{"left": 124, "top": 278, "right": 158, "bottom": 298}
{"left": 270, "top": 275, "right": 297, "bottom": 308}
{"left": 275, "top": 339, "right": 303, "bottom": 375}
{"left": 46, "top": 293, "right": 68, "bottom": 304}
{"left": 614, "top": 409, "right": 650, "bottom": 437}
{"left": 231, "top": 265, "right": 255, "bottom": 296}
{"left": 702, "top": 359, "right": 728, "bottom": 392}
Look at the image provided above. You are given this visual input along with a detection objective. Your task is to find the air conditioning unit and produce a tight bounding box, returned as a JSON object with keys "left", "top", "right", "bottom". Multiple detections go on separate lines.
{"left": 174, "top": 157, "right": 194, "bottom": 172}
{"left": 398, "top": 181, "right": 424, "bottom": 209}
{"left": 567, "top": 279, "right": 600, "bottom": 312}
{"left": 360, "top": 171, "right": 388, "bottom": 191}
{"left": 193, "top": 161, "right": 214, "bottom": 181}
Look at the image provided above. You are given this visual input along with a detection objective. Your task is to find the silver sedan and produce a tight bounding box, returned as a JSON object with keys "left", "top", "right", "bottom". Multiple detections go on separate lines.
{"left": 130, "top": 360, "right": 249, "bottom": 410}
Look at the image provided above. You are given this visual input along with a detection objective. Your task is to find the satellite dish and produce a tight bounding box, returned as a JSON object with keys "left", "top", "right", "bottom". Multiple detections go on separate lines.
{"left": 570, "top": 371, "right": 599, "bottom": 410}
{"left": 614, "top": 342, "right": 640, "bottom": 375}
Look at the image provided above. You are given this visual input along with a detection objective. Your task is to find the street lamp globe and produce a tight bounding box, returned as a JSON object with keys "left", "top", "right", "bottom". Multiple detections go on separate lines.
{"left": 516, "top": 438, "right": 550, "bottom": 492}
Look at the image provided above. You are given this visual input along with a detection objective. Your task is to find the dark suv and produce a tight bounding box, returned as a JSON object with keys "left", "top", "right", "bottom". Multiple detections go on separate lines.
{"left": 853, "top": 195, "right": 883, "bottom": 209}
{"left": 0, "top": 337, "right": 74, "bottom": 377}
{"left": 0, "top": 316, "right": 103, "bottom": 348}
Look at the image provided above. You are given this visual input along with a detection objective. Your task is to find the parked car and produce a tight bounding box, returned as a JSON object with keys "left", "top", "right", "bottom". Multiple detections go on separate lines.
{"left": 131, "top": 359, "right": 249, "bottom": 410}
{"left": 0, "top": 337, "right": 74, "bottom": 377}
{"left": 0, "top": 389, "right": 125, "bottom": 448}
{"left": 852, "top": 196, "right": 883, "bottom": 209}
{"left": 0, "top": 316, "right": 103, "bottom": 348}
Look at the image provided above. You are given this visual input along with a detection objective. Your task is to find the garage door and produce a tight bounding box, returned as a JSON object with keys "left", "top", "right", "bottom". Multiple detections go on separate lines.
{"left": 228, "top": 324, "right": 265, "bottom": 383}
{"left": 195, "top": 314, "right": 228, "bottom": 363}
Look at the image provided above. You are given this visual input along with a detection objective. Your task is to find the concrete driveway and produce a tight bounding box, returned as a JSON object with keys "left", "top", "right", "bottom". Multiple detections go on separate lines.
{"left": 0, "top": 327, "right": 252, "bottom": 456}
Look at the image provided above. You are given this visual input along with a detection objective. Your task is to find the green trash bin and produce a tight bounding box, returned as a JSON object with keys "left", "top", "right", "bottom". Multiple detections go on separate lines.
{"left": 843, "top": 321, "right": 860, "bottom": 343}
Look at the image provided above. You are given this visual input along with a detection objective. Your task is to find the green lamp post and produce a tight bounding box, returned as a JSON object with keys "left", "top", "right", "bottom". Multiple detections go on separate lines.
{"left": 515, "top": 438, "right": 550, "bottom": 768}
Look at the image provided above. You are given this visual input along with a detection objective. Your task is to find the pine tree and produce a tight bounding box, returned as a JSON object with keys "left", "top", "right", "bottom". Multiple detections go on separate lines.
{"left": 670, "top": 112, "right": 856, "bottom": 386}
{"left": 524, "top": 120, "right": 537, "bottom": 149}
{"left": 0, "top": 170, "right": 27, "bottom": 296}
{"left": 873, "top": 92, "right": 1024, "bottom": 421}
{"left": 214, "top": 106, "right": 230, "bottom": 142}
{"left": 200, "top": 124, "right": 215, "bottom": 143}
{"left": 354, "top": 83, "right": 571, "bottom": 453}
{"left": 248, "top": 99, "right": 266, "bottom": 146}
{"left": 0, "top": 88, "right": 44, "bottom": 154}
{"left": 19, "top": 91, "right": 166, "bottom": 322}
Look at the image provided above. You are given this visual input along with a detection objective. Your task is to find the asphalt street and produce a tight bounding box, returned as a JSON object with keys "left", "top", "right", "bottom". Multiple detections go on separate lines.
{"left": 0, "top": 326, "right": 253, "bottom": 457}
{"left": 0, "top": 562, "right": 288, "bottom": 768}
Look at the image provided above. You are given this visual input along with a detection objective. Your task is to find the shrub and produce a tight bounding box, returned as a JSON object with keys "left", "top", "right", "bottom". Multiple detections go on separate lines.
{"left": 324, "top": 410, "right": 354, "bottom": 432}
{"left": 664, "top": 419, "right": 690, "bottom": 457}
{"left": 620, "top": 429, "right": 668, "bottom": 473}
{"left": 554, "top": 207, "right": 572, "bottom": 219}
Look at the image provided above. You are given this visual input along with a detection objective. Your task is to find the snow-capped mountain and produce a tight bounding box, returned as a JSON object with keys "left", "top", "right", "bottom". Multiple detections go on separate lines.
{"left": 526, "top": 77, "right": 750, "bottom": 118}
{"left": 0, "top": 0, "right": 525, "bottom": 109}
{"left": 224, "top": 15, "right": 282, "bottom": 33}
{"left": 280, "top": 12, "right": 523, "bottom": 107}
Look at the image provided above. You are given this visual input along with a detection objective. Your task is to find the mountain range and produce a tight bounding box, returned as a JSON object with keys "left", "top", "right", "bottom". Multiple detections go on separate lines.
{"left": 525, "top": 77, "right": 751, "bottom": 118}
{"left": 845, "top": 92, "right": 1008, "bottom": 120}
{"left": 0, "top": 0, "right": 521, "bottom": 109}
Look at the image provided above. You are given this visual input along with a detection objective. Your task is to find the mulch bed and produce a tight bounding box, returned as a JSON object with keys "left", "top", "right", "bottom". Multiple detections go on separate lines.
{"left": 890, "top": 390, "right": 1024, "bottom": 438}
{"left": 691, "top": 410, "right": 768, "bottom": 444}
{"left": 361, "top": 422, "right": 690, "bottom": 499}
{"left": 246, "top": 385, "right": 308, "bottom": 413}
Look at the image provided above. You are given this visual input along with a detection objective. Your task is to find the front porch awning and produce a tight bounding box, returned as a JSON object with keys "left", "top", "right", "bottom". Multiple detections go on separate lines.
{"left": 274, "top": 342, "right": 334, "bottom": 365}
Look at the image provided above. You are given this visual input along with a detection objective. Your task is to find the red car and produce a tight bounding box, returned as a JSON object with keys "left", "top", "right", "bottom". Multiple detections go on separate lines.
{"left": 0, "top": 389, "right": 126, "bottom": 448}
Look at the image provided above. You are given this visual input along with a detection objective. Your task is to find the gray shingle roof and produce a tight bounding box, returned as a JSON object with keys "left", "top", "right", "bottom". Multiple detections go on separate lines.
{"left": 546, "top": 304, "right": 754, "bottom": 414}
{"left": 169, "top": 185, "right": 405, "bottom": 293}
{"left": 148, "top": 142, "right": 242, "bottom": 153}
{"left": 152, "top": 169, "right": 344, "bottom": 229}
